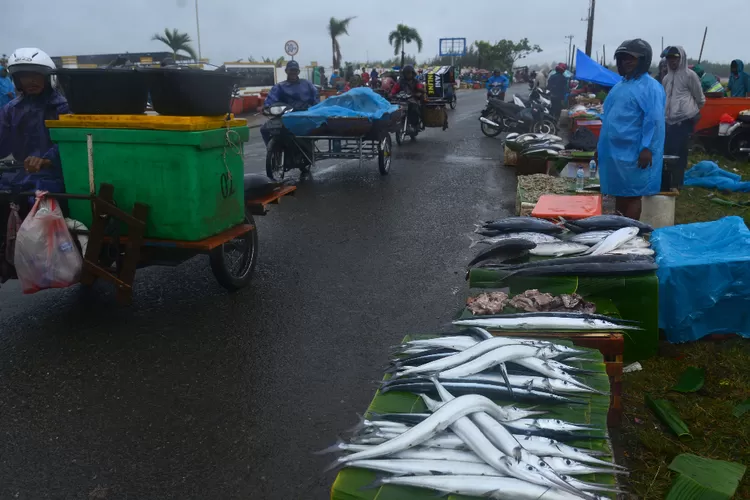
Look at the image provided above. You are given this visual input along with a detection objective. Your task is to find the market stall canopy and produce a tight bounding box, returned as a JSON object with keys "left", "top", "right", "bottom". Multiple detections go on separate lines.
{"left": 575, "top": 50, "right": 621, "bottom": 88}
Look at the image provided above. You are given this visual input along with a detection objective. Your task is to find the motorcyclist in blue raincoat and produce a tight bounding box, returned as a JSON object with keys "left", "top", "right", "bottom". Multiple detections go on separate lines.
{"left": 0, "top": 48, "right": 69, "bottom": 194}
{"left": 260, "top": 60, "right": 319, "bottom": 145}
{"left": 487, "top": 69, "right": 509, "bottom": 101}
{"left": 596, "top": 39, "right": 665, "bottom": 220}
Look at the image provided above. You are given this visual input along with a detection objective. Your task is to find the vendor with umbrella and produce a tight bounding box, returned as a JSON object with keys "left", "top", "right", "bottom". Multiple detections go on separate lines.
{"left": 596, "top": 39, "right": 666, "bottom": 220}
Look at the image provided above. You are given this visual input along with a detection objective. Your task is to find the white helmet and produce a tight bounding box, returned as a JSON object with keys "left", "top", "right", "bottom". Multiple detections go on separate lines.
{"left": 7, "top": 48, "right": 56, "bottom": 76}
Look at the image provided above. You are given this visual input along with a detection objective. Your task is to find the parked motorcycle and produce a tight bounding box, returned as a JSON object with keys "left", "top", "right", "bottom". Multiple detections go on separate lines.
{"left": 391, "top": 91, "right": 422, "bottom": 144}
{"left": 264, "top": 104, "right": 314, "bottom": 180}
{"left": 479, "top": 90, "right": 558, "bottom": 137}
{"left": 726, "top": 115, "right": 750, "bottom": 161}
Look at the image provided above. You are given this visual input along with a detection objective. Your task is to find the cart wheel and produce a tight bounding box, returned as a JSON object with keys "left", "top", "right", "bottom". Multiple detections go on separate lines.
{"left": 449, "top": 94, "right": 457, "bottom": 110}
{"left": 210, "top": 210, "right": 258, "bottom": 291}
{"left": 265, "top": 138, "right": 285, "bottom": 180}
{"left": 395, "top": 118, "right": 406, "bottom": 146}
{"left": 378, "top": 134, "right": 392, "bottom": 175}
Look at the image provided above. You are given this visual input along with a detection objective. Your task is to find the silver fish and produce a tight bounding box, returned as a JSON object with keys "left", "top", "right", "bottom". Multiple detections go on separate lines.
{"left": 390, "top": 447, "right": 485, "bottom": 462}
{"left": 459, "top": 373, "right": 601, "bottom": 395}
{"left": 470, "top": 232, "right": 561, "bottom": 248}
{"left": 542, "top": 456, "right": 630, "bottom": 476}
{"left": 453, "top": 315, "right": 640, "bottom": 331}
{"left": 346, "top": 458, "right": 503, "bottom": 476}
{"left": 511, "top": 357, "right": 598, "bottom": 392}
{"left": 607, "top": 247, "right": 655, "bottom": 256}
{"left": 401, "top": 337, "right": 478, "bottom": 351}
{"left": 332, "top": 394, "right": 512, "bottom": 465}
{"left": 514, "top": 435, "right": 626, "bottom": 468}
{"left": 438, "top": 345, "right": 560, "bottom": 379}
{"left": 621, "top": 236, "right": 651, "bottom": 248}
{"left": 370, "top": 475, "right": 601, "bottom": 500}
{"left": 529, "top": 242, "right": 590, "bottom": 257}
{"left": 584, "top": 227, "right": 639, "bottom": 256}
{"left": 503, "top": 418, "right": 600, "bottom": 434}
{"left": 352, "top": 431, "right": 467, "bottom": 449}
{"left": 396, "top": 339, "right": 559, "bottom": 377}
{"left": 569, "top": 230, "right": 614, "bottom": 245}
{"left": 513, "top": 435, "right": 610, "bottom": 457}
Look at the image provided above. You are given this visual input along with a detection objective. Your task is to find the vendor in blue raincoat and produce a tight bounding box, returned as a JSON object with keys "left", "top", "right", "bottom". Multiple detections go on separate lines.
{"left": 260, "top": 60, "right": 318, "bottom": 145}
{"left": 487, "top": 69, "right": 509, "bottom": 101}
{"left": 596, "top": 39, "right": 665, "bottom": 220}
{"left": 0, "top": 65, "right": 16, "bottom": 108}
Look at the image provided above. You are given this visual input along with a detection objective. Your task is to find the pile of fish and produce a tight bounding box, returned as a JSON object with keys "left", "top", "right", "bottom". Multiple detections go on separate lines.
{"left": 467, "top": 290, "right": 596, "bottom": 315}
{"left": 469, "top": 215, "right": 657, "bottom": 270}
{"left": 505, "top": 132, "right": 567, "bottom": 157}
{"left": 322, "top": 331, "right": 628, "bottom": 499}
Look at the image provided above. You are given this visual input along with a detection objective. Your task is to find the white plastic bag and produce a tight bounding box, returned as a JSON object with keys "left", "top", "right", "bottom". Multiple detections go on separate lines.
{"left": 14, "top": 194, "right": 82, "bottom": 294}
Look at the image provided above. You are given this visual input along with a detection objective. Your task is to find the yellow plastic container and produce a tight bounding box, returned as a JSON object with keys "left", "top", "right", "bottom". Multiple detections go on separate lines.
{"left": 46, "top": 114, "right": 247, "bottom": 131}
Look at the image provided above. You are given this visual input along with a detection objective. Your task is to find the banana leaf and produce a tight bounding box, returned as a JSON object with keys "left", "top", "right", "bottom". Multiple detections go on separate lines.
{"left": 330, "top": 336, "right": 618, "bottom": 500}
{"left": 665, "top": 454, "right": 747, "bottom": 500}
{"left": 468, "top": 271, "right": 659, "bottom": 361}
{"left": 645, "top": 393, "right": 692, "bottom": 440}
{"left": 733, "top": 398, "right": 750, "bottom": 418}
{"left": 671, "top": 367, "right": 706, "bottom": 393}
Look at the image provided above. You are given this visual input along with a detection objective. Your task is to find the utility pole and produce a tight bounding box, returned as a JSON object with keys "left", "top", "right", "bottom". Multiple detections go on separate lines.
{"left": 698, "top": 27, "right": 708, "bottom": 63}
{"left": 571, "top": 44, "right": 576, "bottom": 67}
{"left": 584, "top": 0, "right": 596, "bottom": 57}
{"left": 565, "top": 35, "right": 574, "bottom": 68}
{"left": 195, "top": 0, "right": 202, "bottom": 62}
{"left": 602, "top": 45, "right": 606, "bottom": 66}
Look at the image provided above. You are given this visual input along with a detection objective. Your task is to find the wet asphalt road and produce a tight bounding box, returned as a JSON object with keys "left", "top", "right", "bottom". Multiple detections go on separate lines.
{"left": 0, "top": 86, "right": 518, "bottom": 499}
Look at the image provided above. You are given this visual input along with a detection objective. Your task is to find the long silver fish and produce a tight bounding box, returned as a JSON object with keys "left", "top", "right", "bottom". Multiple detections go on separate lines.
{"left": 502, "top": 418, "right": 599, "bottom": 434}
{"left": 457, "top": 373, "right": 604, "bottom": 395}
{"left": 621, "top": 236, "right": 651, "bottom": 248}
{"left": 345, "top": 458, "right": 503, "bottom": 476}
{"left": 542, "top": 456, "right": 630, "bottom": 476}
{"left": 351, "top": 431, "right": 467, "bottom": 449}
{"left": 389, "top": 447, "right": 485, "bottom": 462}
{"left": 569, "top": 230, "right": 614, "bottom": 245}
{"left": 511, "top": 357, "right": 594, "bottom": 389}
{"left": 514, "top": 435, "right": 626, "bottom": 468}
{"left": 331, "top": 394, "right": 512, "bottom": 465}
{"left": 369, "top": 475, "right": 602, "bottom": 500}
{"left": 438, "top": 345, "right": 563, "bottom": 379}
{"left": 396, "top": 341, "right": 558, "bottom": 378}
{"left": 584, "top": 227, "right": 639, "bottom": 256}
{"left": 529, "top": 242, "right": 590, "bottom": 257}
{"left": 470, "top": 232, "right": 562, "bottom": 248}
{"left": 420, "top": 394, "right": 584, "bottom": 497}
{"left": 382, "top": 379, "right": 586, "bottom": 404}
{"left": 453, "top": 315, "right": 640, "bottom": 331}
{"left": 607, "top": 247, "right": 655, "bottom": 256}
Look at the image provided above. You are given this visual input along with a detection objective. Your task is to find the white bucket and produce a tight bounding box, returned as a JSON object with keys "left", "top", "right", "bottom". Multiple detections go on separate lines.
{"left": 640, "top": 195, "right": 676, "bottom": 229}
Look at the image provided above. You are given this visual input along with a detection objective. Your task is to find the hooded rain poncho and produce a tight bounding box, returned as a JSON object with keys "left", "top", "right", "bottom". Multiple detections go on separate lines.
{"left": 598, "top": 73, "right": 666, "bottom": 197}
{"left": 662, "top": 46, "right": 705, "bottom": 125}
{"left": 0, "top": 66, "right": 15, "bottom": 108}
{"left": 727, "top": 59, "right": 750, "bottom": 97}
{"left": 693, "top": 65, "right": 724, "bottom": 93}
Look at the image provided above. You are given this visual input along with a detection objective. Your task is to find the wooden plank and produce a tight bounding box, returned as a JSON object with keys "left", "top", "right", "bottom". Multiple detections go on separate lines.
{"left": 101, "top": 224, "right": 254, "bottom": 251}
{"left": 246, "top": 185, "right": 297, "bottom": 215}
{"left": 116, "top": 202, "right": 149, "bottom": 305}
{"left": 80, "top": 183, "right": 114, "bottom": 287}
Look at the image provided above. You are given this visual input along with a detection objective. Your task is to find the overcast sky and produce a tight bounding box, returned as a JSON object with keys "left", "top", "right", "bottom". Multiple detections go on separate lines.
{"left": 2, "top": 0, "right": 747, "bottom": 68}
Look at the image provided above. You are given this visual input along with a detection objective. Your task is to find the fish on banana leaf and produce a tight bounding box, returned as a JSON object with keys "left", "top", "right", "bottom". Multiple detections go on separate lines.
{"left": 478, "top": 259, "right": 658, "bottom": 277}
{"left": 453, "top": 315, "right": 641, "bottom": 331}
{"left": 468, "top": 238, "right": 536, "bottom": 267}
{"left": 469, "top": 232, "right": 561, "bottom": 248}
{"left": 480, "top": 216, "right": 564, "bottom": 234}
{"left": 584, "top": 227, "right": 638, "bottom": 256}
{"left": 564, "top": 214, "right": 654, "bottom": 234}
{"left": 529, "top": 242, "right": 590, "bottom": 257}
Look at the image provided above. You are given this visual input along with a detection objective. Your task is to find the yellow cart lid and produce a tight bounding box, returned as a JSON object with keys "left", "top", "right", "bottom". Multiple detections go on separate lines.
{"left": 46, "top": 114, "right": 248, "bottom": 131}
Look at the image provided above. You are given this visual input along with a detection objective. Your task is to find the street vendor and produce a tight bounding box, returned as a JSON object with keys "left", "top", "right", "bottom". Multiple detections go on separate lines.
{"left": 0, "top": 48, "right": 68, "bottom": 192}
{"left": 260, "top": 60, "right": 318, "bottom": 145}
{"left": 727, "top": 59, "right": 750, "bottom": 97}
{"left": 662, "top": 46, "right": 704, "bottom": 187}
{"left": 597, "top": 39, "right": 665, "bottom": 220}
{"left": 547, "top": 63, "right": 568, "bottom": 120}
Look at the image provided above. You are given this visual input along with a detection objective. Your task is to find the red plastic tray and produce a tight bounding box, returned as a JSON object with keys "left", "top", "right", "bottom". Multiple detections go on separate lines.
{"left": 532, "top": 194, "right": 602, "bottom": 220}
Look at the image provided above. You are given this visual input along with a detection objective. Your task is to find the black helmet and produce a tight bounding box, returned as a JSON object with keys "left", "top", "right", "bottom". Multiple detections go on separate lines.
{"left": 614, "top": 39, "right": 653, "bottom": 78}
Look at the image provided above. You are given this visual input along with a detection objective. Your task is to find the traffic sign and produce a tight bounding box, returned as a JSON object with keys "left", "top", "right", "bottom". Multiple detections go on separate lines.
{"left": 284, "top": 40, "right": 299, "bottom": 57}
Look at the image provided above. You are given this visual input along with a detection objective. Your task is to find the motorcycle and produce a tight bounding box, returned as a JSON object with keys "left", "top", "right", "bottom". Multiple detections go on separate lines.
{"left": 479, "top": 90, "right": 558, "bottom": 137}
{"left": 487, "top": 82, "right": 506, "bottom": 100}
{"left": 391, "top": 91, "right": 423, "bottom": 144}
{"left": 263, "top": 104, "right": 314, "bottom": 180}
{"left": 726, "top": 115, "right": 750, "bottom": 161}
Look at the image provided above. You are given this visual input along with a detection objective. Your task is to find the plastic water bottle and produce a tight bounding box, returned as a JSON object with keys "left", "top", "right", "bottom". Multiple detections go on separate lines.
{"left": 576, "top": 166, "right": 585, "bottom": 192}
{"left": 589, "top": 159, "right": 597, "bottom": 178}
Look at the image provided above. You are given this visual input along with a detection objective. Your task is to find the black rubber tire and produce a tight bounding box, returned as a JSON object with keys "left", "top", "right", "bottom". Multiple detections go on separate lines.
{"left": 727, "top": 129, "right": 750, "bottom": 161}
{"left": 449, "top": 94, "right": 457, "bottom": 110}
{"left": 209, "top": 210, "right": 258, "bottom": 291}
{"left": 265, "top": 138, "right": 284, "bottom": 180}
{"left": 378, "top": 134, "right": 392, "bottom": 175}
{"left": 480, "top": 114, "right": 503, "bottom": 137}
{"left": 395, "top": 118, "right": 406, "bottom": 145}
{"left": 532, "top": 119, "right": 558, "bottom": 135}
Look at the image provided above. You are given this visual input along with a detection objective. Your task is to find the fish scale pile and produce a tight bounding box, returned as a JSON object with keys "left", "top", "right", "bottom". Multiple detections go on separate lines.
{"left": 322, "top": 327, "right": 631, "bottom": 499}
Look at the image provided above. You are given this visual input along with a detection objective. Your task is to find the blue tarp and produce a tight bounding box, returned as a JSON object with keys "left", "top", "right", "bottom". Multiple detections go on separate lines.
{"left": 651, "top": 216, "right": 750, "bottom": 343}
{"left": 574, "top": 50, "right": 621, "bottom": 88}
{"left": 684, "top": 160, "right": 750, "bottom": 192}
{"left": 281, "top": 87, "right": 399, "bottom": 136}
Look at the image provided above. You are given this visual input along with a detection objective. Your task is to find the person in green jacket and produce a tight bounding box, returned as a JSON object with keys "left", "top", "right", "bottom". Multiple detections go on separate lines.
{"left": 692, "top": 64, "right": 724, "bottom": 93}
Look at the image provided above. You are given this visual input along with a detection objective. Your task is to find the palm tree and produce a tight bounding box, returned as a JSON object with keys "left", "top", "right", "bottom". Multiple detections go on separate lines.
{"left": 388, "top": 24, "right": 423, "bottom": 68}
{"left": 328, "top": 16, "right": 355, "bottom": 70}
{"left": 151, "top": 28, "right": 198, "bottom": 61}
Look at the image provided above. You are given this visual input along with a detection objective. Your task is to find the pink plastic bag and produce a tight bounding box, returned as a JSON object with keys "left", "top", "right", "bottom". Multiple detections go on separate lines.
{"left": 13, "top": 193, "right": 82, "bottom": 294}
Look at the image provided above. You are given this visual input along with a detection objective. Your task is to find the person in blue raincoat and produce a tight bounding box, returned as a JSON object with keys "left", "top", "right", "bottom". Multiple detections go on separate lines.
{"left": 596, "top": 39, "right": 665, "bottom": 220}
{"left": 727, "top": 59, "right": 750, "bottom": 97}
{"left": 0, "top": 66, "right": 16, "bottom": 108}
{"left": 486, "top": 69, "right": 509, "bottom": 101}
{"left": 260, "top": 60, "right": 318, "bottom": 145}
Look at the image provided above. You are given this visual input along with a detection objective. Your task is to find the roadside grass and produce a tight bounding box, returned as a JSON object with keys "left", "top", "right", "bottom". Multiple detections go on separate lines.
{"left": 619, "top": 153, "right": 750, "bottom": 498}
{"left": 675, "top": 154, "right": 750, "bottom": 227}
{"left": 619, "top": 338, "right": 750, "bottom": 499}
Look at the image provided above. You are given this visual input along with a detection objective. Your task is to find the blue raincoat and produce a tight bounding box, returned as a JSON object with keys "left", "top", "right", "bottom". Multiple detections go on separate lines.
{"left": 597, "top": 73, "right": 666, "bottom": 197}
{"left": 0, "top": 66, "right": 15, "bottom": 108}
{"left": 0, "top": 89, "right": 70, "bottom": 192}
{"left": 487, "top": 75, "right": 509, "bottom": 91}
{"left": 264, "top": 79, "right": 319, "bottom": 109}
{"left": 727, "top": 59, "right": 750, "bottom": 97}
